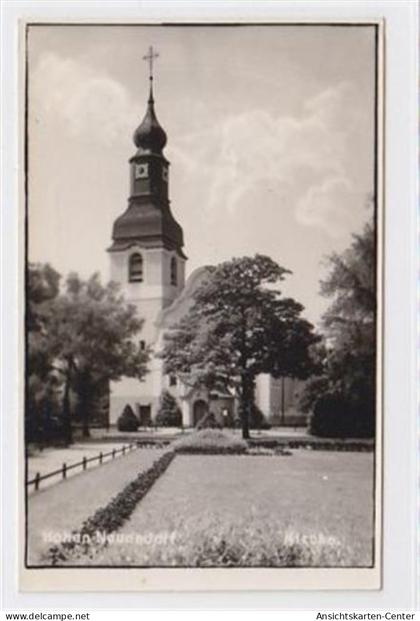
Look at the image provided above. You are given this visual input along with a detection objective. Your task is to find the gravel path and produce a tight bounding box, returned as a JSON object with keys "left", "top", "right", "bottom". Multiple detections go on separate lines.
{"left": 27, "top": 442, "right": 136, "bottom": 490}
{"left": 27, "top": 447, "right": 164, "bottom": 565}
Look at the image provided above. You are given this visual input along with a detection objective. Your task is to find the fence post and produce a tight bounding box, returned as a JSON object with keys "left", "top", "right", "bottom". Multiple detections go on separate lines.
{"left": 112, "top": 448, "right": 116, "bottom": 459}
{"left": 99, "top": 452, "right": 103, "bottom": 464}
{"left": 34, "top": 472, "right": 40, "bottom": 491}
{"left": 83, "top": 457, "right": 87, "bottom": 471}
{"left": 62, "top": 463, "right": 67, "bottom": 480}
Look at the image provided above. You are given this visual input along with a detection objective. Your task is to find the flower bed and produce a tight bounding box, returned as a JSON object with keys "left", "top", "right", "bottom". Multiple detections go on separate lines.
{"left": 171, "top": 429, "right": 248, "bottom": 454}
{"left": 44, "top": 450, "right": 175, "bottom": 565}
{"left": 247, "top": 446, "right": 292, "bottom": 456}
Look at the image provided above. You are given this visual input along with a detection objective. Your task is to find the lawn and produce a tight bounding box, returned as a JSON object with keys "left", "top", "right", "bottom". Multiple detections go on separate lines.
{"left": 92, "top": 450, "right": 374, "bottom": 567}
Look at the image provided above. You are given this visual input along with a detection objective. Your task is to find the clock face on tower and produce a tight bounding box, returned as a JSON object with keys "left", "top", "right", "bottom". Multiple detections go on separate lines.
{"left": 134, "top": 163, "right": 149, "bottom": 179}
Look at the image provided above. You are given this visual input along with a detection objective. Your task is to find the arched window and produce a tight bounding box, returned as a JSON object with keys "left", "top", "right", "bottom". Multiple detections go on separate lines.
{"left": 129, "top": 253, "right": 143, "bottom": 282}
{"left": 170, "top": 256, "right": 177, "bottom": 286}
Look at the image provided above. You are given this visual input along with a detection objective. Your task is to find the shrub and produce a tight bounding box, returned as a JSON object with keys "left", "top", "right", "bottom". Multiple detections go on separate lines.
{"left": 309, "top": 393, "right": 374, "bottom": 438}
{"left": 117, "top": 404, "right": 139, "bottom": 432}
{"left": 172, "top": 429, "right": 248, "bottom": 454}
{"left": 298, "top": 376, "right": 330, "bottom": 414}
{"left": 155, "top": 391, "right": 182, "bottom": 427}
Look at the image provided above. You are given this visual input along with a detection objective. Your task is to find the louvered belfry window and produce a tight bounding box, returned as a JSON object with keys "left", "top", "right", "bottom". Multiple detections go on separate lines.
{"left": 170, "top": 256, "right": 177, "bottom": 286}
{"left": 129, "top": 253, "right": 143, "bottom": 282}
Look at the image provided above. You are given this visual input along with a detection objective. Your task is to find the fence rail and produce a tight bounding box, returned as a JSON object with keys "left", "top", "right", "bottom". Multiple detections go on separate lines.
{"left": 27, "top": 442, "right": 138, "bottom": 491}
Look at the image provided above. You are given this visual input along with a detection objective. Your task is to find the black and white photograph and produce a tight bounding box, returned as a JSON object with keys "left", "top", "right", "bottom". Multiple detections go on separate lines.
{"left": 23, "top": 22, "right": 382, "bottom": 589}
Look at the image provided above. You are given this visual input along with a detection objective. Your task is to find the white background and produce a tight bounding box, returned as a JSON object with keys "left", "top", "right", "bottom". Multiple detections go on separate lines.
{"left": 1, "top": 0, "right": 418, "bottom": 612}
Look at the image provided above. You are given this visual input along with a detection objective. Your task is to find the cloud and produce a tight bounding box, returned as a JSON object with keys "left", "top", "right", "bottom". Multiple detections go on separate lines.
{"left": 31, "top": 53, "right": 371, "bottom": 240}
{"left": 295, "top": 176, "right": 362, "bottom": 237}
{"left": 171, "top": 81, "right": 368, "bottom": 238}
{"left": 31, "top": 52, "right": 138, "bottom": 145}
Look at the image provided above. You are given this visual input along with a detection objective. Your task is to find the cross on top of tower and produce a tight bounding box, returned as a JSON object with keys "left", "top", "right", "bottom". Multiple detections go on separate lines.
{"left": 142, "top": 45, "right": 159, "bottom": 81}
{"left": 133, "top": 44, "right": 166, "bottom": 150}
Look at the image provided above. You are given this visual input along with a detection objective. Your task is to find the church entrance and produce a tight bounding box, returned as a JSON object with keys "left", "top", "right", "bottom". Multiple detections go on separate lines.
{"left": 193, "top": 400, "right": 208, "bottom": 427}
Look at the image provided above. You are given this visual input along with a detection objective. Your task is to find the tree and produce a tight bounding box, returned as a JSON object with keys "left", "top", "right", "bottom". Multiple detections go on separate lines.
{"left": 48, "top": 273, "right": 149, "bottom": 438}
{"left": 321, "top": 221, "right": 375, "bottom": 358}
{"left": 301, "top": 222, "right": 376, "bottom": 437}
{"left": 161, "top": 255, "right": 319, "bottom": 439}
{"left": 27, "top": 263, "right": 61, "bottom": 330}
{"left": 117, "top": 404, "right": 140, "bottom": 432}
{"left": 26, "top": 263, "right": 62, "bottom": 446}
{"left": 155, "top": 390, "right": 183, "bottom": 427}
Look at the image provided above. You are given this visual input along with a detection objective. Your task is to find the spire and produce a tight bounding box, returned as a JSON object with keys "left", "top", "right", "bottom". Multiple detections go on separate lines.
{"left": 109, "top": 45, "right": 185, "bottom": 257}
{"left": 148, "top": 70, "right": 154, "bottom": 104}
{"left": 133, "top": 46, "right": 167, "bottom": 154}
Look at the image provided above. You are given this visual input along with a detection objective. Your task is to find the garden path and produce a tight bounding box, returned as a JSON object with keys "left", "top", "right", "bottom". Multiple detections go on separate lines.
{"left": 27, "top": 442, "right": 134, "bottom": 490}
{"left": 27, "top": 447, "right": 164, "bottom": 565}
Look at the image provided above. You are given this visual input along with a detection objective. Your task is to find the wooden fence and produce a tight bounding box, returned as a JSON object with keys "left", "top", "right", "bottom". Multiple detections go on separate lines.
{"left": 27, "top": 442, "right": 138, "bottom": 492}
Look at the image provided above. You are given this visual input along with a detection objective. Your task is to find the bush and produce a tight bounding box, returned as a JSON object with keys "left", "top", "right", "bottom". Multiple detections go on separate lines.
{"left": 155, "top": 391, "right": 182, "bottom": 427}
{"left": 309, "top": 393, "right": 374, "bottom": 438}
{"left": 298, "top": 376, "right": 330, "bottom": 414}
{"left": 172, "top": 429, "right": 248, "bottom": 454}
{"left": 117, "top": 404, "right": 139, "bottom": 432}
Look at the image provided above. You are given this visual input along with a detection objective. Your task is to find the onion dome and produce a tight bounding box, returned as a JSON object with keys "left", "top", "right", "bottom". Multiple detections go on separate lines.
{"left": 133, "top": 80, "right": 167, "bottom": 154}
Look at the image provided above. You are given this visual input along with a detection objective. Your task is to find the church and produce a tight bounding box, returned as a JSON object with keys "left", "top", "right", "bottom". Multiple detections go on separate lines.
{"left": 107, "top": 49, "right": 306, "bottom": 428}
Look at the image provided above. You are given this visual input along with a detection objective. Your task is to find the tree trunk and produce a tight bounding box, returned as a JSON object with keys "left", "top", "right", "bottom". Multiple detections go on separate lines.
{"left": 281, "top": 376, "right": 285, "bottom": 426}
{"left": 78, "top": 374, "right": 92, "bottom": 438}
{"left": 82, "top": 401, "right": 90, "bottom": 438}
{"left": 62, "top": 367, "right": 73, "bottom": 445}
{"left": 239, "top": 374, "right": 255, "bottom": 440}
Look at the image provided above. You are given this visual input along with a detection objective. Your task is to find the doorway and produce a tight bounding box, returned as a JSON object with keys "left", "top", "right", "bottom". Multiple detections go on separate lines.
{"left": 193, "top": 400, "right": 208, "bottom": 427}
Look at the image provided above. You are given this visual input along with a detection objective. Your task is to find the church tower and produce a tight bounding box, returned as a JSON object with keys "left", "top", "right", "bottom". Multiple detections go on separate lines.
{"left": 108, "top": 47, "right": 186, "bottom": 423}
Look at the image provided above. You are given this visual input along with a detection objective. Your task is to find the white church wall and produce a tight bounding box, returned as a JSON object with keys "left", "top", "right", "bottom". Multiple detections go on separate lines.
{"left": 181, "top": 400, "right": 191, "bottom": 428}
{"left": 109, "top": 247, "right": 185, "bottom": 341}
{"left": 109, "top": 246, "right": 184, "bottom": 311}
{"left": 109, "top": 353, "right": 165, "bottom": 425}
{"left": 108, "top": 244, "right": 187, "bottom": 425}
{"left": 255, "top": 373, "right": 271, "bottom": 416}
{"left": 109, "top": 376, "right": 154, "bottom": 424}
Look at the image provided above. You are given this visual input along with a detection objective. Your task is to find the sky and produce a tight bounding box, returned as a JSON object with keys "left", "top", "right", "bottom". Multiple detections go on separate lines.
{"left": 27, "top": 24, "right": 376, "bottom": 326}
